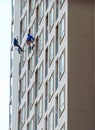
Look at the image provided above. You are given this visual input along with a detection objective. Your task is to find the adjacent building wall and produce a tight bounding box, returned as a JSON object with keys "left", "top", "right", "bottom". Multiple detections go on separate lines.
{"left": 68, "top": 0, "right": 95, "bottom": 130}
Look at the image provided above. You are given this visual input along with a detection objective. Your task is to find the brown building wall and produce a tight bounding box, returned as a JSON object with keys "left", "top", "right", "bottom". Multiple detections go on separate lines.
{"left": 68, "top": 0, "right": 95, "bottom": 129}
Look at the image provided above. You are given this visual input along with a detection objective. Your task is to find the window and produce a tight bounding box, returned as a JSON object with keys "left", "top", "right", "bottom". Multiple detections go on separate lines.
{"left": 49, "top": 108, "right": 54, "bottom": 130}
{"left": 35, "top": 69, "right": 38, "bottom": 98}
{"left": 60, "top": 0, "right": 65, "bottom": 9}
{"left": 34, "top": 103, "right": 37, "bottom": 130}
{"left": 55, "top": 24, "right": 58, "bottom": 55}
{"left": 20, "top": 14, "right": 27, "bottom": 41}
{"left": 59, "top": 14, "right": 65, "bottom": 43}
{"left": 18, "top": 111, "right": 21, "bottom": 130}
{"left": 20, "top": 73, "right": 26, "bottom": 97}
{"left": 10, "top": 76, "right": 13, "bottom": 97}
{"left": 36, "top": 7, "right": 39, "bottom": 33}
{"left": 22, "top": 13, "right": 27, "bottom": 36}
{"left": 38, "top": 96, "right": 43, "bottom": 123}
{"left": 29, "top": 21, "right": 35, "bottom": 37}
{"left": 29, "top": 0, "right": 35, "bottom": 16}
{"left": 49, "top": 72, "right": 54, "bottom": 101}
{"left": 49, "top": 5, "right": 54, "bottom": 31}
{"left": 46, "top": 0, "right": 48, "bottom": 10}
{"left": 29, "top": 84, "right": 34, "bottom": 110}
{"left": 29, "top": 0, "right": 35, "bottom": 23}
{"left": 46, "top": 14, "right": 48, "bottom": 43}
{"left": 38, "top": 29, "right": 44, "bottom": 56}
{"left": 59, "top": 87, "right": 65, "bottom": 117}
{"left": 60, "top": 123, "right": 65, "bottom": 130}
{"left": 21, "top": 104, "right": 26, "bottom": 128}
{"left": 49, "top": 38, "right": 54, "bottom": 66}
{"left": 29, "top": 53, "right": 35, "bottom": 78}
{"left": 20, "top": 45, "right": 26, "bottom": 67}
{"left": 9, "top": 103, "right": 12, "bottom": 125}
{"left": 39, "top": 0, "right": 44, "bottom": 23}
{"left": 45, "top": 82, "right": 48, "bottom": 111}
{"left": 56, "top": 0, "right": 59, "bottom": 20}
{"left": 35, "top": 37, "right": 38, "bottom": 65}
{"left": 59, "top": 49, "right": 65, "bottom": 79}
{"left": 45, "top": 48, "right": 48, "bottom": 77}
{"left": 45, "top": 117, "right": 48, "bottom": 130}
{"left": 55, "top": 96, "right": 58, "bottom": 127}
{"left": 55, "top": 60, "right": 58, "bottom": 90}
{"left": 21, "top": 0, "right": 27, "bottom": 15}
{"left": 29, "top": 116, "right": 34, "bottom": 130}
{"left": 38, "top": 62, "right": 43, "bottom": 88}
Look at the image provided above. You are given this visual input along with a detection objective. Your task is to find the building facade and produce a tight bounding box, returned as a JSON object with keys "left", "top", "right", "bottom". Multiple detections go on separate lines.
{"left": 9, "top": 0, "right": 95, "bottom": 130}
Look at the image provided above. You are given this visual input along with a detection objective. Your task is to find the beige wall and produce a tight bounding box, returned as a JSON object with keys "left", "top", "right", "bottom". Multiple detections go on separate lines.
{"left": 68, "top": 0, "right": 95, "bottom": 129}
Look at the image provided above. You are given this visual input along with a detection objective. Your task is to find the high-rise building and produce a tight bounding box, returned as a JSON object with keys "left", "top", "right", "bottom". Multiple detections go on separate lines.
{"left": 9, "top": 0, "right": 95, "bottom": 130}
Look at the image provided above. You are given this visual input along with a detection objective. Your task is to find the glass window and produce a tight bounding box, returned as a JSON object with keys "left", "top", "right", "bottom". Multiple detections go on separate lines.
{"left": 20, "top": 45, "right": 26, "bottom": 67}
{"left": 49, "top": 5, "right": 54, "bottom": 31}
{"left": 29, "top": 0, "right": 35, "bottom": 15}
{"left": 29, "top": 0, "right": 35, "bottom": 23}
{"left": 29, "top": 84, "right": 34, "bottom": 110}
{"left": 30, "top": 21, "right": 35, "bottom": 37}
{"left": 45, "top": 82, "right": 48, "bottom": 111}
{"left": 59, "top": 87, "right": 65, "bottom": 116}
{"left": 60, "top": 14, "right": 65, "bottom": 43}
{"left": 49, "top": 108, "right": 54, "bottom": 130}
{"left": 29, "top": 116, "right": 34, "bottom": 130}
{"left": 60, "top": 124, "right": 65, "bottom": 130}
{"left": 45, "top": 117, "right": 48, "bottom": 130}
{"left": 22, "top": 13, "right": 27, "bottom": 36}
{"left": 21, "top": 104, "right": 26, "bottom": 127}
{"left": 21, "top": 0, "right": 27, "bottom": 15}
{"left": 38, "top": 29, "right": 44, "bottom": 56}
{"left": 49, "top": 38, "right": 54, "bottom": 65}
{"left": 39, "top": 0, "right": 44, "bottom": 23}
{"left": 20, "top": 73, "right": 26, "bottom": 97}
{"left": 38, "top": 96, "right": 43, "bottom": 123}
{"left": 49, "top": 72, "right": 54, "bottom": 101}
{"left": 29, "top": 53, "right": 35, "bottom": 78}
{"left": 60, "top": 0, "right": 65, "bottom": 9}
{"left": 38, "top": 62, "right": 43, "bottom": 87}
{"left": 59, "top": 49, "right": 65, "bottom": 79}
